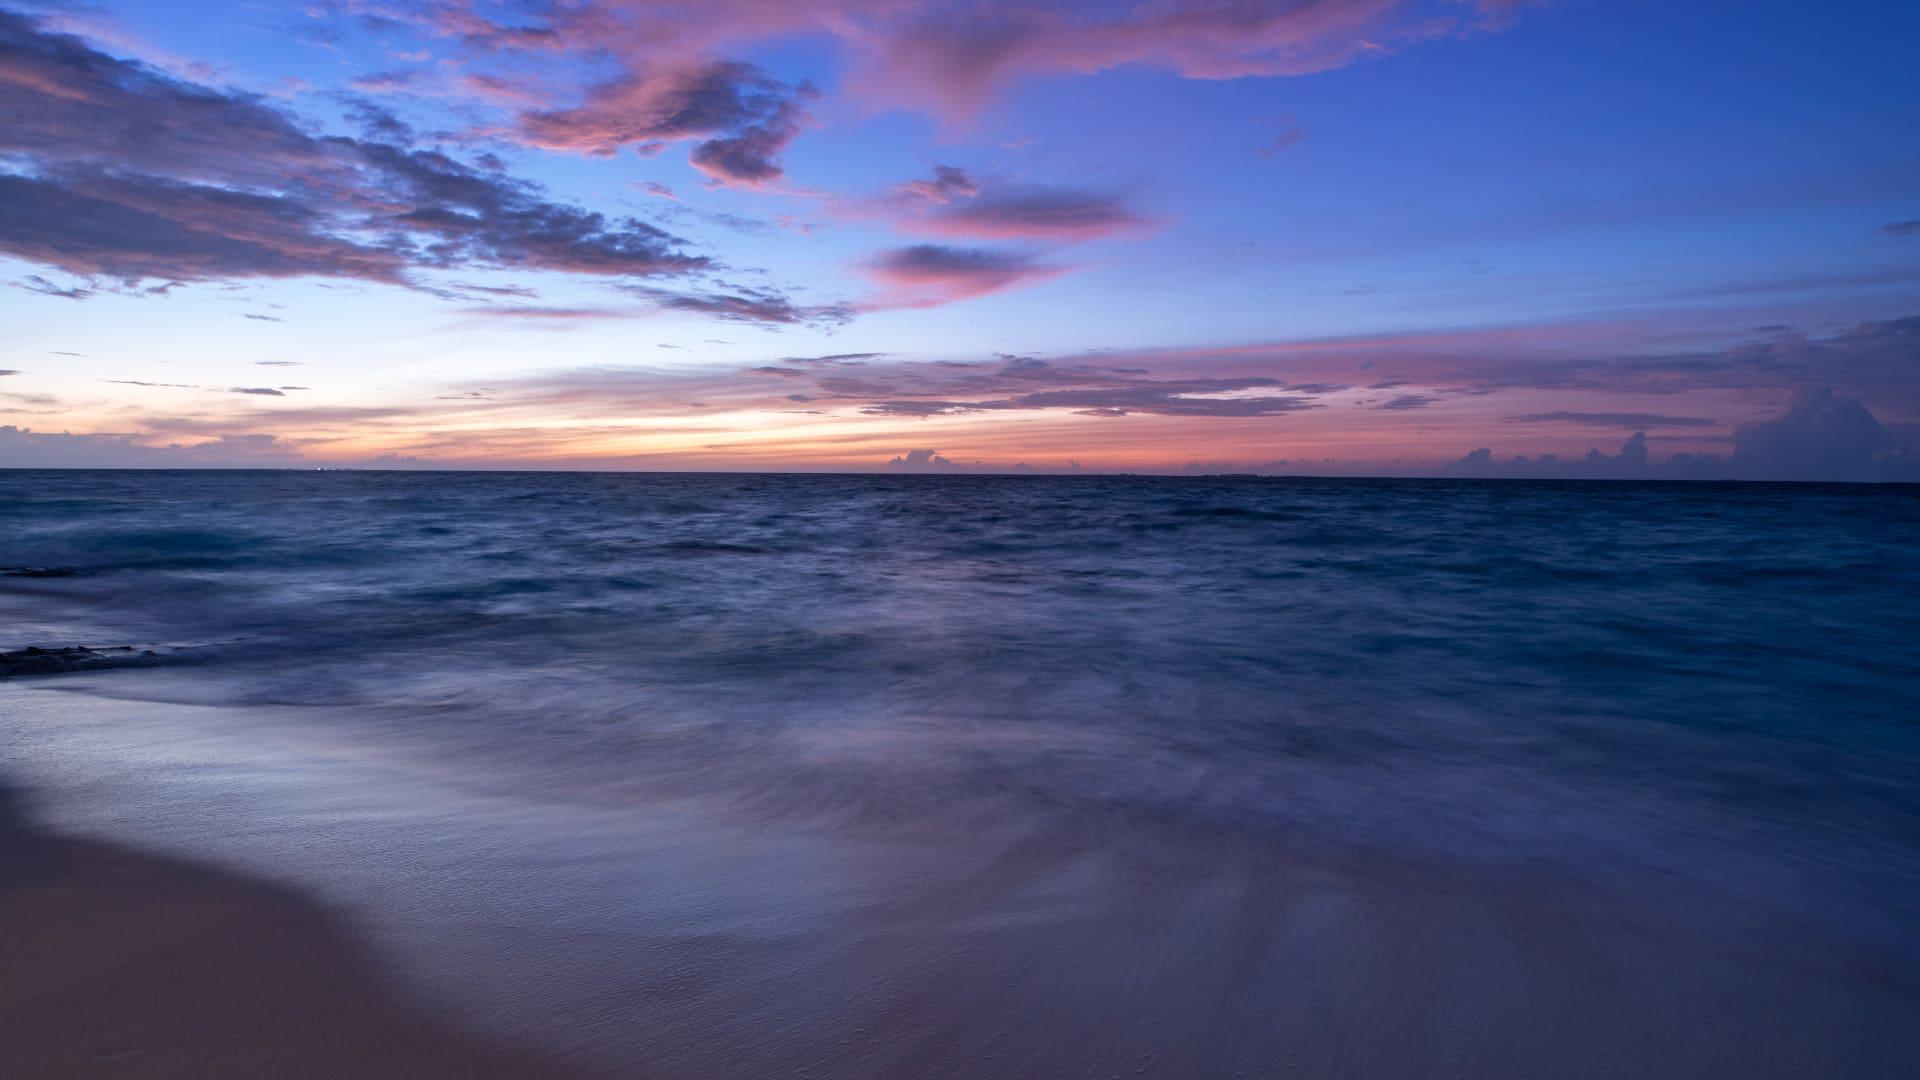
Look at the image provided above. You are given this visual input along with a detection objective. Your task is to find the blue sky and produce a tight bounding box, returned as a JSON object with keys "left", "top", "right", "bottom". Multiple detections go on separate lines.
{"left": 2, "top": 0, "right": 1916, "bottom": 476}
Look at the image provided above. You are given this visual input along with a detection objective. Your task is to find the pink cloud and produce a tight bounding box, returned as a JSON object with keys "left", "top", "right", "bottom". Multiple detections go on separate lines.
{"left": 862, "top": 244, "right": 1067, "bottom": 308}
{"left": 510, "top": 59, "right": 813, "bottom": 187}
{"left": 839, "top": 0, "right": 1420, "bottom": 116}
{"left": 893, "top": 164, "right": 979, "bottom": 206}
{"left": 857, "top": 165, "right": 1150, "bottom": 241}
{"left": 460, "top": 72, "right": 546, "bottom": 107}
{"left": 918, "top": 185, "right": 1149, "bottom": 240}
{"left": 347, "top": 1, "right": 1528, "bottom": 135}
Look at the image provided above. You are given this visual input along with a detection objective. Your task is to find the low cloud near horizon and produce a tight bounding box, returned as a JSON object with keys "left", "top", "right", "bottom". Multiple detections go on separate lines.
{"left": 8, "top": 389, "right": 1915, "bottom": 482}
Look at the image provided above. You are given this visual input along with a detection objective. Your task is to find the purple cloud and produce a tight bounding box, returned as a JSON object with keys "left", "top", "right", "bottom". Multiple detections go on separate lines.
{"left": 836, "top": 356, "right": 1328, "bottom": 418}
{"left": 876, "top": 166, "right": 1147, "bottom": 241}
{"left": 864, "top": 244, "right": 1064, "bottom": 307}
{"left": 1449, "top": 391, "right": 1916, "bottom": 481}
{"left": 893, "top": 165, "right": 980, "bottom": 206}
{"left": 12, "top": 275, "right": 93, "bottom": 300}
{"left": 624, "top": 284, "right": 856, "bottom": 327}
{"left": 925, "top": 186, "right": 1144, "bottom": 241}
{"left": 1502, "top": 411, "right": 1718, "bottom": 429}
{"left": 0, "top": 10, "right": 708, "bottom": 289}
{"left": 887, "top": 448, "right": 960, "bottom": 470}
{"left": 514, "top": 59, "right": 813, "bottom": 188}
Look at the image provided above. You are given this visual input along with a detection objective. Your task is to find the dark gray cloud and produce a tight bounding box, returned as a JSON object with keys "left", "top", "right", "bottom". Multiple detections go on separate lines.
{"left": 865, "top": 244, "right": 1062, "bottom": 305}
{"left": 458, "top": 305, "right": 627, "bottom": 321}
{"left": 456, "top": 351, "right": 1340, "bottom": 429}
{"left": 1187, "top": 314, "right": 1920, "bottom": 413}
{"left": 1502, "top": 411, "right": 1718, "bottom": 428}
{"left": 1448, "top": 391, "right": 1918, "bottom": 482}
{"left": 96, "top": 380, "right": 299, "bottom": 397}
{"left": 881, "top": 166, "right": 1144, "bottom": 241}
{"left": 1010, "top": 381, "right": 1321, "bottom": 417}
{"left": 1448, "top": 433, "right": 1658, "bottom": 480}
{"left": 12, "top": 274, "right": 93, "bottom": 299}
{"left": 686, "top": 86, "right": 811, "bottom": 187}
{"left": 894, "top": 165, "right": 979, "bottom": 206}
{"left": 0, "top": 425, "right": 300, "bottom": 468}
{"left": 1496, "top": 317, "right": 1920, "bottom": 404}
{"left": 840, "top": 356, "right": 1327, "bottom": 418}
{"left": 1727, "top": 388, "right": 1888, "bottom": 481}
{"left": 862, "top": 399, "right": 1008, "bottom": 417}
{"left": 1259, "top": 117, "right": 1307, "bottom": 158}
{"left": 781, "top": 352, "right": 888, "bottom": 364}
{"left": 357, "top": 142, "right": 707, "bottom": 276}
{"left": 0, "top": 169, "right": 408, "bottom": 283}
{"left": 1883, "top": 220, "right": 1920, "bottom": 237}
{"left": 928, "top": 185, "right": 1144, "bottom": 240}
{"left": 1375, "top": 394, "right": 1439, "bottom": 410}
{"left": 0, "top": 9, "right": 322, "bottom": 185}
{"left": 0, "top": 10, "right": 707, "bottom": 289}
{"left": 623, "top": 284, "right": 855, "bottom": 327}
{"left": 444, "top": 280, "right": 539, "bottom": 299}
{"left": 886, "top": 448, "right": 960, "bottom": 470}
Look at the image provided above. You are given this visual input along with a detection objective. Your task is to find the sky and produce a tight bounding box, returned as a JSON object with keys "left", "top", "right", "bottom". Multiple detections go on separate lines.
{"left": 1, "top": 0, "right": 1917, "bottom": 478}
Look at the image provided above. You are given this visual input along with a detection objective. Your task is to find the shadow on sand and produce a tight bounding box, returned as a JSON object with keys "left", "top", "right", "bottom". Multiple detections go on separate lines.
{"left": 0, "top": 780, "right": 602, "bottom": 1079}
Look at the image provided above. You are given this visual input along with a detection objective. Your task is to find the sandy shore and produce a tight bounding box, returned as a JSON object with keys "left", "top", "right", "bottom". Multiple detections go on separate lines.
{"left": 4, "top": 685, "right": 1918, "bottom": 1079}
{"left": 0, "top": 783, "right": 599, "bottom": 1080}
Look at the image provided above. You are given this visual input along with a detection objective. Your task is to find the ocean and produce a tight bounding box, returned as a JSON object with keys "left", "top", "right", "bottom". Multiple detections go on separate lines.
{"left": 4, "top": 469, "right": 1918, "bottom": 1076}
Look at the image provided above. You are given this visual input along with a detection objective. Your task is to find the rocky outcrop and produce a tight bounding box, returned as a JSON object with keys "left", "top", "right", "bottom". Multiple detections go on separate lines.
{"left": 0, "top": 645, "right": 159, "bottom": 678}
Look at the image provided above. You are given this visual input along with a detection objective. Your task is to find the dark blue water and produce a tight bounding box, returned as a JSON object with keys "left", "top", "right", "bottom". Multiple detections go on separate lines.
{"left": 4, "top": 470, "right": 1919, "bottom": 1076}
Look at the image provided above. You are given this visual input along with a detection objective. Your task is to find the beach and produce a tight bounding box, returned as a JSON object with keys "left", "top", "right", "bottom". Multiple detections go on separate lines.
{"left": 0, "top": 775, "right": 600, "bottom": 1079}
{"left": 4, "top": 682, "right": 1918, "bottom": 1078}
{"left": 5, "top": 0, "right": 1918, "bottom": 1069}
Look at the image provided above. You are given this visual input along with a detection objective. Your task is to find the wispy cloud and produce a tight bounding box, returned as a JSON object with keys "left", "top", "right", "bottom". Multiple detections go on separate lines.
{"left": 622, "top": 284, "right": 857, "bottom": 327}
{"left": 13, "top": 275, "right": 94, "bottom": 299}
{"left": 1502, "top": 411, "right": 1718, "bottom": 429}
{"left": 354, "top": 0, "right": 1523, "bottom": 120}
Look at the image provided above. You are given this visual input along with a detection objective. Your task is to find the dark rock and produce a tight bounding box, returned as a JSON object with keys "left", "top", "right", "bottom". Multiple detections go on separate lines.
{"left": 0, "top": 645, "right": 157, "bottom": 678}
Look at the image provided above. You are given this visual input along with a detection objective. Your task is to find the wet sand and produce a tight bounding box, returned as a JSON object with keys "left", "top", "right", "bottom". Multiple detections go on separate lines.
{"left": 4, "top": 685, "right": 1918, "bottom": 1078}
{"left": 0, "top": 783, "right": 598, "bottom": 1080}
{"left": 9, "top": 799, "right": 1915, "bottom": 1080}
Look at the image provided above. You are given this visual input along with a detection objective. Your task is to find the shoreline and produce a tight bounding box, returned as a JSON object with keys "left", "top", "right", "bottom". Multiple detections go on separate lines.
{"left": 8, "top": 691, "right": 1920, "bottom": 1079}
{"left": 4, "top": 656, "right": 1918, "bottom": 1077}
{"left": 0, "top": 779, "right": 601, "bottom": 1079}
